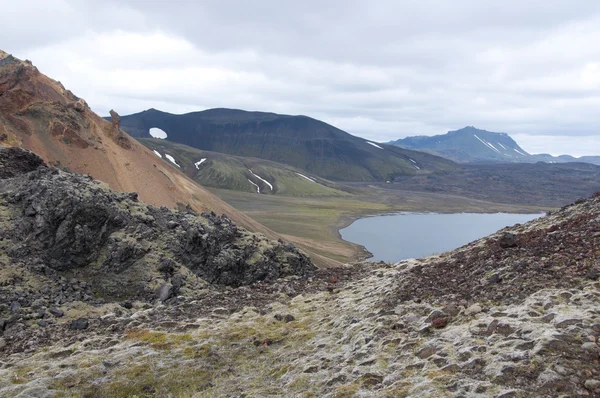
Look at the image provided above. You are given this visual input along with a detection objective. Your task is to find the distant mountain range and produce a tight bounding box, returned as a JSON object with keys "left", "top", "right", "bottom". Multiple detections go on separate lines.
{"left": 388, "top": 126, "right": 600, "bottom": 165}
{"left": 115, "top": 108, "right": 458, "bottom": 182}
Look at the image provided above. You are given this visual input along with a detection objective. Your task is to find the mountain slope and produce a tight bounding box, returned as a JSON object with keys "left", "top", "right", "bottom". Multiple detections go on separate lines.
{"left": 390, "top": 126, "right": 600, "bottom": 165}
{"left": 116, "top": 108, "right": 459, "bottom": 181}
{"left": 390, "top": 126, "right": 530, "bottom": 163}
{"left": 139, "top": 138, "right": 352, "bottom": 197}
{"left": 0, "top": 50, "right": 279, "bottom": 239}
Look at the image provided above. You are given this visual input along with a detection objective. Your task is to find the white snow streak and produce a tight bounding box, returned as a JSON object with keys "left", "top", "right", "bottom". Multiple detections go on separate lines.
{"left": 247, "top": 179, "right": 260, "bottom": 193}
{"left": 474, "top": 134, "right": 501, "bottom": 154}
{"left": 248, "top": 169, "right": 273, "bottom": 190}
{"left": 295, "top": 172, "right": 316, "bottom": 183}
{"left": 409, "top": 159, "right": 417, "bottom": 163}
{"left": 194, "top": 158, "right": 207, "bottom": 169}
{"left": 165, "top": 154, "right": 180, "bottom": 167}
{"left": 496, "top": 142, "right": 507, "bottom": 150}
{"left": 149, "top": 127, "right": 167, "bottom": 139}
{"left": 366, "top": 141, "right": 384, "bottom": 149}
{"left": 153, "top": 150, "right": 162, "bottom": 158}
{"left": 413, "top": 165, "right": 421, "bottom": 170}
{"left": 513, "top": 148, "right": 528, "bottom": 156}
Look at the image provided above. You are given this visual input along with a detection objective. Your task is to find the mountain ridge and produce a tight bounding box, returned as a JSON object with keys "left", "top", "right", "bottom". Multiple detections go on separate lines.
{"left": 114, "top": 108, "right": 459, "bottom": 182}
{"left": 389, "top": 126, "right": 600, "bottom": 165}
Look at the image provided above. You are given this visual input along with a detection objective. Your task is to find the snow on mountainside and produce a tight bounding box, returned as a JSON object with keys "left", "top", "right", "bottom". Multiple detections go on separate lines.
{"left": 389, "top": 126, "right": 600, "bottom": 165}
{"left": 389, "top": 127, "right": 531, "bottom": 163}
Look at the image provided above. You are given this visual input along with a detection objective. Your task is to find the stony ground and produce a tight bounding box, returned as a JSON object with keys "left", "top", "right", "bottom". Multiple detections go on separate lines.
{"left": 1, "top": 193, "right": 600, "bottom": 397}
{"left": 0, "top": 148, "right": 600, "bottom": 398}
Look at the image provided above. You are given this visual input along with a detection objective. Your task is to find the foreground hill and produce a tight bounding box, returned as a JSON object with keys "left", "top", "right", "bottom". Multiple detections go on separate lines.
{"left": 139, "top": 138, "right": 352, "bottom": 197}
{"left": 1, "top": 152, "right": 599, "bottom": 396}
{"left": 116, "top": 108, "right": 459, "bottom": 181}
{"left": 390, "top": 126, "right": 600, "bottom": 165}
{"left": 0, "top": 50, "right": 274, "bottom": 237}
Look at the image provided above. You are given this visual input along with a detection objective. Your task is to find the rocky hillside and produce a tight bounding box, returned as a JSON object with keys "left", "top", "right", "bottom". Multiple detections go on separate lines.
{"left": 0, "top": 50, "right": 278, "bottom": 238}
{"left": 0, "top": 146, "right": 313, "bottom": 315}
{"left": 116, "top": 108, "right": 459, "bottom": 182}
{"left": 1, "top": 148, "right": 599, "bottom": 396}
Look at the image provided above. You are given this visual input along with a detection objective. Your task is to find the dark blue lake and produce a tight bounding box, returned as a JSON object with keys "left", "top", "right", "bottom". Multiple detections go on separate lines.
{"left": 340, "top": 212, "right": 541, "bottom": 262}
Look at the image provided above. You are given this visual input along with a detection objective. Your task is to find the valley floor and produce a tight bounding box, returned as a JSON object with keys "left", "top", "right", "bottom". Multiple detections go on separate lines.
{"left": 209, "top": 187, "right": 548, "bottom": 265}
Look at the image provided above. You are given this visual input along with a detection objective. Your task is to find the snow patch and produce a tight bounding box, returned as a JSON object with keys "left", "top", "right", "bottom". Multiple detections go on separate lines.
{"left": 409, "top": 159, "right": 417, "bottom": 164}
{"left": 296, "top": 172, "right": 316, "bottom": 183}
{"left": 149, "top": 127, "right": 168, "bottom": 139}
{"left": 513, "top": 148, "right": 528, "bottom": 156}
{"left": 366, "top": 141, "right": 384, "bottom": 149}
{"left": 248, "top": 169, "right": 273, "bottom": 190}
{"left": 474, "top": 134, "right": 501, "bottom": 154}
{"left": 153, "top": 150, "right": 162, "bottom": 158}
{"left": 496, "top": 142, "right": 507, "bottom": 150}
{"left": 413, "top": 165, "right": 421, "bottom": 170}
{"left": 247, "top": 179, "right": 260, "bottom": 193}
{"left": 194, "top": 158, "right": 207, "bottom": 169}
{"left": 486, "top": 141, "right": 501, "bottom": 152}
{"left": 165, "top": 154, "right": 180, "bottom": 167}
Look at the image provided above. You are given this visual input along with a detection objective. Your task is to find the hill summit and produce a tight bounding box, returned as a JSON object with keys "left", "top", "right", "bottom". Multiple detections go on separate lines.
{"left": 390, "top": 126, "right": 530, "bottom": 163}
{"left": 116, "top": 108, "right": 458, "bottom": 181}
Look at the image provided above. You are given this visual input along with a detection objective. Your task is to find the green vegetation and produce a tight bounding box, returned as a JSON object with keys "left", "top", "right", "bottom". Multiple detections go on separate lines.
{"left": 211, "top": 187, "right": 547, "bottom": 264}
{"left": 140, "top": 138, "right": 351, "bottom": 197}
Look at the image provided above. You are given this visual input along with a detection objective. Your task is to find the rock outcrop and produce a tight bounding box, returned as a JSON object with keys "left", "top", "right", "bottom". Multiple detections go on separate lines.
{"left": 0, "top": 148, "right": 314, "bottom": 325}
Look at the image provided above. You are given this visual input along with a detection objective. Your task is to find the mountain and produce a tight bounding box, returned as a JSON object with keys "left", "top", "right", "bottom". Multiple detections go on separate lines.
{"left": 2, "top": 151, "right": 599, "bottom": 397}
{"left": 389, "top": 126, "right": 600, "bottom": 165}
{"left": 139, "top": 138, "right": 352, "bottom": 197}
{"left": 389, "top": 126, "right": 531, "bottom": 163}
{"left": 0, "top": 49, "right": 282, "bottom": 238}
{"left": 115, "top": 108, "right": 459, "bottom": 181}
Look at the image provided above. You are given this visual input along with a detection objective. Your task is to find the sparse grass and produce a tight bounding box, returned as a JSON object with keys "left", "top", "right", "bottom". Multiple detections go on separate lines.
{"left": 123, "top": 329, "right": 193, "bottom": 350}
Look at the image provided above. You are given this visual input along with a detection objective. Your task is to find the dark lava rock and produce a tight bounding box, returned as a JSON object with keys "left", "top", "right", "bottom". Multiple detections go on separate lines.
{"left": 487, "top": 273, "right": 502, "bottom": 284}
{"left": 284, "top": 314, "right": 296, "bottom": 323}
{"left": 69, "top": 318, "right": 89, "bottom": 330}
{"left": 119, "top": 301, "right": 133, "bottom": 309}
{"left": 0, "top": 147, "right": 45, "bottom": 179}
{"left": 0, "top": 147, "right": 315, "bottom": 303}
{"left": 49, "top": 308, "right": 64, "bottom": 318}
{"left": 498, "top": 233, "right": 518, "bottom": 248}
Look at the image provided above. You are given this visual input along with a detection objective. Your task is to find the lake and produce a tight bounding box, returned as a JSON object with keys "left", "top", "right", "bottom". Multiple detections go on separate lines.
{"left": 340, "top": 212, "right": 541, "bottom": 262}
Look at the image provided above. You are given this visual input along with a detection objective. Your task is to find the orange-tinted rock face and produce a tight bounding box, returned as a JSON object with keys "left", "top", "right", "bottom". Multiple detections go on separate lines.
{"left": 0, "top": 50, "right": 281, "bottom": 241}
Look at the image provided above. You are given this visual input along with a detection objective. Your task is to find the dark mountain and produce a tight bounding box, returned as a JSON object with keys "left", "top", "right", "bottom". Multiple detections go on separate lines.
{"left": 389, "top": 126, "right": 530, "bottom": 163}
{"left": 115, "top": 108, "right": 458, "bottom": 181}
{"left": 389, "top": 126, "right": 600, "bottom": 165}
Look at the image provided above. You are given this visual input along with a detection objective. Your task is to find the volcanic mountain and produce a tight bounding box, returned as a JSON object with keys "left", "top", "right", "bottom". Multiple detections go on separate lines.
{"left": 0, "top": 50, "right": 277, "bottom": 238}
{"left": 389, "top": 126, "right": 600, "bottom": 165}
{"left": 115, "top": 108, "right": 459, "bottom": 182}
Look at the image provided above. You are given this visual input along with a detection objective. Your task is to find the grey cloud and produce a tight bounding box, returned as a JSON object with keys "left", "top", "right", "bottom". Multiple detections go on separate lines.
{"left": 3, "top": 0, "right": 600, "bottom": 155}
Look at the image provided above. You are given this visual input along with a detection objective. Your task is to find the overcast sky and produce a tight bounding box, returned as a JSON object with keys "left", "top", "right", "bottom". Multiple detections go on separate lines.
{"left": 3, "top": 0, "right": 600, "bottom": 156}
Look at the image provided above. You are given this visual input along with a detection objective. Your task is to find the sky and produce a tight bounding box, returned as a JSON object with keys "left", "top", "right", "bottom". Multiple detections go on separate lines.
{"left": 2, "top": 0, "right": 600, "bottom": 156}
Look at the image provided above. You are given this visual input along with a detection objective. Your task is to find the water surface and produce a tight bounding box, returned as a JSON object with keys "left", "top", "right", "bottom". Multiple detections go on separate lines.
{"left": 340, "top": 212, "right": 541, "bottom": 262}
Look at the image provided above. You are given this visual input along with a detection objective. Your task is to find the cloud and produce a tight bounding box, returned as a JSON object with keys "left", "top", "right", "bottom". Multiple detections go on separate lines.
{"left": 4, "top": 0, "right": 600, "bottom": 155}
